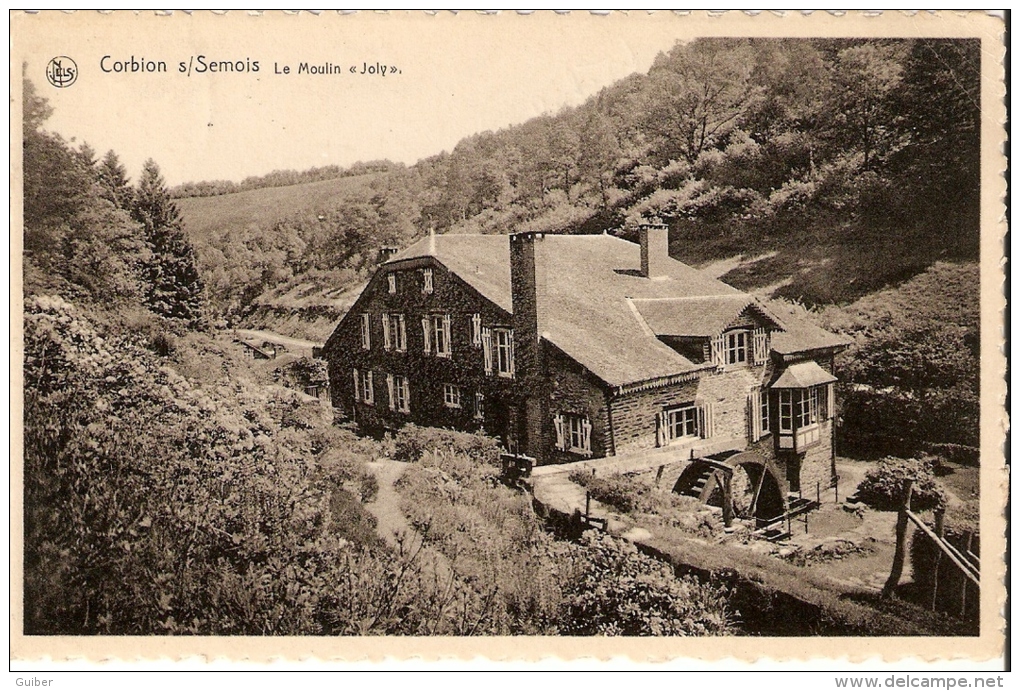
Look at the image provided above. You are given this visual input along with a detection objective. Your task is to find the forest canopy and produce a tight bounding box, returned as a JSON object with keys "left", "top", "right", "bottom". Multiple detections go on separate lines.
{"left": 175, "top": 38, "right": 980, "bottom": 320}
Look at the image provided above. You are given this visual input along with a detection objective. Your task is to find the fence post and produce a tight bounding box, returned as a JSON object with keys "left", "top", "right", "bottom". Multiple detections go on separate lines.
{"left": 882, "top": 479, "right": 914, "bottom": 599}
{"left": 721, "top": 471, "right": 733, "bottom": 529}
{"left": 960, "top": 531, "right": 973, "bottom": 618}
{"left": 931, "top": 508, "right": 945, "bottom": 611}
{"left": 585, "top": 490, "right": 591, "bottom": 523}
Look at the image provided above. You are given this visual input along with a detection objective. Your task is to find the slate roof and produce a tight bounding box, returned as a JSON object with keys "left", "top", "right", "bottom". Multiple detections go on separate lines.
{"left": 771, "top": 361, "right": 838, "bottom": 389}
{"left": 631, "top": 295, "right": 785, "bottom": 338}
{"left": 765, "top": 300, "right": 852, "bottom": 355}
{"left": 387, "top": 234, "right": 845, "bottom": 387}
{"left": 390, "top": 234, "right": 513, "bottom": 312}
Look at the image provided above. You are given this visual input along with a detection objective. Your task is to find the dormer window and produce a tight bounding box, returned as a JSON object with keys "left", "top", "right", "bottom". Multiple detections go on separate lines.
{"left": 724, "top": 329, "right": 748, "bottom": 365}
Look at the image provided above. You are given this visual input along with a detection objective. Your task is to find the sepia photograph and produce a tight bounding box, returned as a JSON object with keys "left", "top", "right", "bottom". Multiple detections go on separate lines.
{"left": 9, "top": 10, "right": 1007, "bottom": 670}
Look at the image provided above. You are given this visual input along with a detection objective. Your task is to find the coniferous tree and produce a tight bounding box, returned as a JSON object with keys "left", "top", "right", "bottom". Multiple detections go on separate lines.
{"left": 97, "top": 150, "right": 134, "bottom": 211}
{"left": 132, "top": 159, "right": 205, "bottom": 325}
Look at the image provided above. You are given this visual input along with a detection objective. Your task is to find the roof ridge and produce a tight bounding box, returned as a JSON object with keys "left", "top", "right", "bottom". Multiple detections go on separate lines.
{"left": 630, "top": 294, "right": 748, "bottom": 302}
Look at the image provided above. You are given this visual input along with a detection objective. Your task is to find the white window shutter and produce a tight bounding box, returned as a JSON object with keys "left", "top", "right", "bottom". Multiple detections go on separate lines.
{"left": 507, "top": 329, "right": 515, "bottom": 377}
{"left": 422, "top": 316, "right": 431, "bottom": 354}
{"left": 361, "top": 314, "right": 371, "bottom": 350}
{"left": 365, "top": 372, "right": 374, "bottom": 405}
{"left": 553, "top": 414, "right": 566, "bottom": 451}
{"left": 382, "top": 312, "right": 391, "bottom": 350}
{"left": 581, "top": 418, "right": 592, "bottom": 456}
{"left": 443, "top": 314, "right": 452, "bottom": 355}
{"left": 388, "top": 274, "right": 396, "bottom": 294}
{"left": 386, "top": 374, "right": 395, "bottom": 411}
{"left": 711, "top": 335, "right": 725, "bottom": 370}
{"left": 398, "top": 315, "right": 407, "bottom": 351}
{"left": 472, "top": 314, "right": 482, "bottom": 347}
{"left": 353, "top": 368, "right": 360, "bottom": 402}
{"left": 750, "top": 390, "right": 762, "bottom": 441}
{"left": 827, "top": 382, "right": 835, "bottom": 420}
{"left": 403, "top": 379, "right": 411, "bottom": 412}
{"left": 747, "top": 393, "right": 756, "bottom": 442}
{"left": 481, "top": 327, "right": 493, "bottom": 375}
{"left": 656, "top": 411, "right": 667, "bottom": 447}
{"left": 699, "top": 403, "right": 714, "bottom": 439}
{"left": 422, "top": 268, "right": 433, "bottom": 294}
{"left": 753, "top": 328, "right": 768, "bottom": 365}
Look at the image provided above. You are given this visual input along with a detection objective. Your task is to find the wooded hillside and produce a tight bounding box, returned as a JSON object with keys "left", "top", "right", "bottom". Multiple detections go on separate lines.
{"left": 176, "top": 37, "right": 980, "bottom": 323}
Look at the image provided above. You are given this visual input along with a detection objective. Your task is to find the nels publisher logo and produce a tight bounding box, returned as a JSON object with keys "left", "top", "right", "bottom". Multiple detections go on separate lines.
{"left": 45, "top": 56, "right": 77, "bottom": 88}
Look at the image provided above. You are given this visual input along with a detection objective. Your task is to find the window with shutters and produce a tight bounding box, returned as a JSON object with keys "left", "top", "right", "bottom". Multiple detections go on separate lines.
{"left": 667, "top": 404, "right": 698, "bottom": 441}
{"left": 386, "top": 313, "right": 406, "bottom": 352}
{"left": 554, "top": 413, "right": 592, "bottom": 456}
{"left": 430, "top": 314, "right": 452, "bottom": 357}
{"left": 494, "top": 328, "right": 514, "bottom": 377}
{"left": 360, "top": 313, "right": 371, "bottom": 350}
{"left": 422, "top": 268, "right": 434, "bottom": 294}
{"left": 724, "top": 329, "right": 749, "bottom": 365}
{"left": 393, "top": 375, "right": 410, "bottom": 413}
{"left": 360, "top": 370, "right": 375, "bottom": 405}
{"left": 387, "top": 273, "right": 397, "bottom": 294}
{"left": 657, "top": 402, "right": 713, "bottom": 447}
{"left": 443, "top": 383, "right": 461, "bottom": 408}
{"left": 473, "top": 392, "right": 485, "bottom": 420}
{"left": 760, "top": 387, "right": 771, "bottom": 435}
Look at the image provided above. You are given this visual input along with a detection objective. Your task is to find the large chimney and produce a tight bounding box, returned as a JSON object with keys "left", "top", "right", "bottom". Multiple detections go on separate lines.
{"left": 639, "top": 222, "right": 670, "bottom": 278}
{"left": 509, "top": 232, "right": 549, "bottom": 461}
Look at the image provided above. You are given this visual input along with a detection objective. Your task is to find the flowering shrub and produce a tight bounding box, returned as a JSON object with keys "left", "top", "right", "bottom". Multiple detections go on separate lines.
{"left": 392, "top": 424, "right": 500, "bottom": 467}
{"left": 557, "top": 532, "right": 735, "bottom": 636}
{"left": 855, "top": 457, "right": 946, "bottom": 512}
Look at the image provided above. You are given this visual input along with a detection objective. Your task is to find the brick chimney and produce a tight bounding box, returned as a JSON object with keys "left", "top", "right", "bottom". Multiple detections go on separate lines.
{"left": 639, "top": 222, "right": 670, "bottom": 278}
{"left": 509, "top": 232, "right": 549, "bottom": 461}
{"left": 377, "top": 246, "right": 399, "bottom": 263}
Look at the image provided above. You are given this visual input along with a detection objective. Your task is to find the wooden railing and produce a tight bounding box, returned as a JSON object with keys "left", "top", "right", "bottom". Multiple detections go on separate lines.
{"left": 882, "top": 479, "right": 980, "bottom": 610}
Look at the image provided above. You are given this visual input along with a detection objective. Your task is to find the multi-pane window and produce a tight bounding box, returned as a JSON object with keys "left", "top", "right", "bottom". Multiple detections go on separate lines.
{"left": 443, "top": 383, "right": 461, "bottom": 408}
{"left": 385, "top": 313, "right": 406, "bottom": 352}
{"left": 360, "top": 313, "right": 371, "bottom": 350}
{"left": 724, "top": 329, "right": 748, "bottom": 365}
{"left": 760, "top": 388, "right": 771, "bottom": 434}
{"left": 777, "top": 385, "right": 830, "bottom": 450}
{"left": 360, "top": 370, "right": 375, "bottom": 405}
{"left": 779, "top": 389, "right": 795, "bottom": 434}
{"left": 494, "top": 328, "right": 514, "bottom": 377}
{"left": 387, "top": 274, "right": 397, "bottom": 294}
{"left": 393, "top": 375, "right": 410, "bottom": 413}
{"left": 473, "top": 392, "right": 485, "bottom": 420}
{"left": 432, "top": 315, "right": 452, "bottom": 358}
{"left": 667, "top": 405, "right": 698, "bottom": 440}
{"left": 554, "top": 413, "right": 592, "bottom": 456}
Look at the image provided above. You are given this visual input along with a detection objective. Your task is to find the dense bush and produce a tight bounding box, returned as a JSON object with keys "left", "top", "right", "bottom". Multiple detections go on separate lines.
{"left": 23, "top": 295, "right": 453, "bottom": 635}
{"left": 569, "top": 470, "right": 719, "bottom": 537}
{"left": 393, "top": 424, "right": 500, "bottom": 466}
{"left": 558, "top": 532, "right": 735, "bottom": 636}
{"left": 855, "top": 457, "right": 946, "bottom": 512}
{"left": 396, "top": 449, "right": 736, "bottom": 635}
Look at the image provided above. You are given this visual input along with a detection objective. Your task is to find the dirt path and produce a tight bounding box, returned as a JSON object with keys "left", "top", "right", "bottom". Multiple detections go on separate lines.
{"left": 364, "top": 460, "right": 414, "bottom": 549}
{"left": 364, "top": 460, "right": 455, "bottom": 581}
